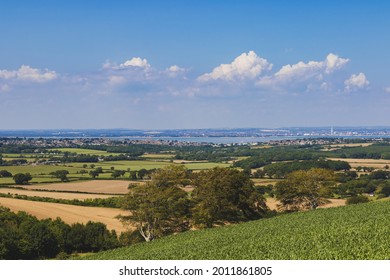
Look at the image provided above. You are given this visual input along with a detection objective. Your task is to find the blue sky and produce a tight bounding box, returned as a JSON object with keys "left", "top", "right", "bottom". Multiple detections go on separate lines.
{"left": 1, "top": 0, "right": 389, "bottom": 129}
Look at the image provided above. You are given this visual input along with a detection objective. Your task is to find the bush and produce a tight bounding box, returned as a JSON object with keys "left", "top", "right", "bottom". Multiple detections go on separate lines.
{"left": 13, "top": 173, "right": 32, "bottom": 184}
{"left": 0, "top": 170, "right": 12, "bottom": 177}
{"left": 346, "top": 195, "right": 370, "bottom": 205}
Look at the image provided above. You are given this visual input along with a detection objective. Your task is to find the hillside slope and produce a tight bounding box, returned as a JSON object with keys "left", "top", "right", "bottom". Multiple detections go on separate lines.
{"left": 81, "top": 200, "right": 390, "bottom": 260}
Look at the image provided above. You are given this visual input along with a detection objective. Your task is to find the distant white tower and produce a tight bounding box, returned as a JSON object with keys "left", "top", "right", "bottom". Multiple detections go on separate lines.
{"left": 331, "top": 126, "right": 334, "bottom": 136}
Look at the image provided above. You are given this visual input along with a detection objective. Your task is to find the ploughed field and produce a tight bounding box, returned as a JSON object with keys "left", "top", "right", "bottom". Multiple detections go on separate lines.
{"left": 80, "top": 200, "right": 390, "bottom": 260}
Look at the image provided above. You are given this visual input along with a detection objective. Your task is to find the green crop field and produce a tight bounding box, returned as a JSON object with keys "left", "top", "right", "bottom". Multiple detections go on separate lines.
{"left": 80, "top": 200, "right": 390, "bottom": 260}
{"left": 182, "top": 162, "right": 231, "bottom": 170}
{"left": 0, "top": 165, "right": 82, "bottom": 176}
{"left": 140, "top": 153, "right": 175, "bottom": 159}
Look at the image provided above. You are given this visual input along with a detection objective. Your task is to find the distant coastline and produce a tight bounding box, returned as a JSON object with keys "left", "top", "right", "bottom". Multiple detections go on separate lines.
{"left": 1, "top": 127, "right": 390, "bottom": 144}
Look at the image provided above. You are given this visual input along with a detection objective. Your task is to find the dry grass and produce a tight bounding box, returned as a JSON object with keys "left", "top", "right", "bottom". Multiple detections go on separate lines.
{"left": 329, "top": 143, "right": 373, "bottom": 148}
{"left": 328, "top": 157, "right": 390, "bottom": 169}
{"left": 0, "top": 188, "right": 118, "bottom": 200}
{"left": 0, "top": 197, "right": 130, "bottom": 232}
{"left": 22, "top": 180, "right": 133, "bottom": 194}
{"left": 266, "top": 197, "right": 346, "bottom": 211}
{"left": 252, "top": 178, "right": 282, "bottom": 186}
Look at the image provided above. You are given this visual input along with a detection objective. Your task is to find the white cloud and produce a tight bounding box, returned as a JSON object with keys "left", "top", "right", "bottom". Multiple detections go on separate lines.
{"left": 167, "top": 65, "right": 185, "bottom": 72}
{"left": 274, "top": 60, "right": 323, "bottom": 81}
{"left": 325, "top": 53, "right": 349, "bottom": 73}
{"left": 0, "top": 65, "right": 57, "bottom": 82}
{"left": 198, "top": 51, "right": 272, "bottom": 82}
{"left": 344, "top": 73, "right": 369, "bottom": 92}
{"left": 257, "top": 53, "right": 350, "bottom": 91}
{"left": 274, "top": 53, "right": 348, "bottom": 81}
{"left": 119, "top": 57, "right": 150, "bottom": 69}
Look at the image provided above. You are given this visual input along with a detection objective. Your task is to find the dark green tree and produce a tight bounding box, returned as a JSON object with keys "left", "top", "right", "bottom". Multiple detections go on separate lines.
{"left": 13, "top": 173, "right": 32, "bottom": 185}
{"left": 50, "top": 170, "right": 70, "bottom": 182}
{"left": 0, "top": 170, "right": 13, "bottom": 177}
{"left": 191, "top": 167, "right": 268, "bottom": 228}
{"left": 89, "top": 170, "right": 99, "bottom": 178}
{"left": 119, "top": 165, "right": 190, "bottom": 242}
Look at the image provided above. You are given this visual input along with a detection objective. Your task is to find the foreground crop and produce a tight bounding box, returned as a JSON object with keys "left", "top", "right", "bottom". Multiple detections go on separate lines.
{"left": 81, "top": 200, "right": 390, "bottom": 260}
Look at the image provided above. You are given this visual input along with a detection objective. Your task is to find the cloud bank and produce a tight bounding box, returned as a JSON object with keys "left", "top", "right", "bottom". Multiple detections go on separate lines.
{"left": 0, "top": 65, "right": 57, "bottom": 83}
{"left": 0, "top": 52, "right": 370, "bottom": 97}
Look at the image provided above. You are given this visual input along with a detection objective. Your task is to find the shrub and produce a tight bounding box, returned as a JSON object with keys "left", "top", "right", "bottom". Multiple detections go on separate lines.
{"left": 346, "top": 195, "right": 370, "bottom": 205}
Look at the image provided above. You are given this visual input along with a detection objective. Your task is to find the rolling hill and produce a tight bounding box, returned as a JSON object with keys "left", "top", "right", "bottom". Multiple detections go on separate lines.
{"left": 79, "top": 199, "right": 390, "bottom": 260}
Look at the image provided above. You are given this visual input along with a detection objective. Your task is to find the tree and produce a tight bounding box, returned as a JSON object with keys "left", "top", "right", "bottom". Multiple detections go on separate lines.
{"left": 79, "top": 169, "right": 88, "bottom": 176}
{"left": 13, "top": 173, "right": 32, "bottom": 185}
{"left": 119, "top": 182, "right": 190, "bottom": 242}
{"left": 274, "top": 168, "right": 335, "bottom": 211}
{"left": 89, "top": 170, "right": 99, "bottom": 178}
{"left": 346, "top": 195, "right": 370, "bottom": 205}
{"left": 111, "top": 170, "right": 125, "bottom": 178}
{"left": 49, "top": 170, "right": 69, "bottom": 182}
{"left": 129, "top": 171, "right": 137, "bottom": 180}
{"left": 150, "top": 165, "right": 190, "bottom": 188}
{"left": 0, "top": 170, "right": 13, "bottom": 178}
{"left": 118, "top": 165, "right": 190, "bottom": 242}
{"left": 191, "top": 167, "right": 268, "bottom": 228}
{"left": 137, "top": 169, "right": 149, "bottom": 179}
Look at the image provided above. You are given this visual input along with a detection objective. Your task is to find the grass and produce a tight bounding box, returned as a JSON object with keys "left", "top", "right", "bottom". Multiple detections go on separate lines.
{"left": 140, "top": 153, "right": 175, "bottom": 159}
{"left": 80, "top": 200, "right": 390, "bottom": 260}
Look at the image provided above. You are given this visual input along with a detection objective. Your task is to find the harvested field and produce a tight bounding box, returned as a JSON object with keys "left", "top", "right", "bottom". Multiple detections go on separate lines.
{"left": 328, "top": 157, "right": 390, "bottom": 169}
{"left": 319, "top": 198, "right": 346, "bottom": 209}
{"left": 0, "top": 197, "right": 130, "bottom": 232}
{"left": 0, "top": 188, "right": 118, "bottom": 200}
{"left": 252, "top": 178, "right": 282, "bottom": 186}
{"left": 22, "top": 180, "right": 133, "bottom": 194}
{"left": 266, "top": 197, "right": 346, "bottom": 211}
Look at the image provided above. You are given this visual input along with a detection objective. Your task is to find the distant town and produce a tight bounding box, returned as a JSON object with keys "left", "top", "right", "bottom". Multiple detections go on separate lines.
{"left": 1, "top": 127, "right": 390, "bottom": 147}
{"left": 1, "top": 126, "right": 390, "bottom": 138}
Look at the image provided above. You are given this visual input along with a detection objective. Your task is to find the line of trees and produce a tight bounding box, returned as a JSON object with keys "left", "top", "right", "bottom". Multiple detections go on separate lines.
{"left": 118, "top": 165, "right": 269, "bottom": 242}
{"left": 0, "top": 207, "right": 120, "bottom": 259}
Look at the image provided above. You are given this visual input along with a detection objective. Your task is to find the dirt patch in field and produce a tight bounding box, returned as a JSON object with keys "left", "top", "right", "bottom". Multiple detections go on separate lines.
{"left": 266, "top": 197, "right": 346, "bottom": 211}
{"left": 0, "top": 188, "right": 119, "bottom": 200}
{"left": 0, "top": 197, "right": 131, "bottom": 232}
{"left": 22, "top": 180, "right": 134, "bottom": 194}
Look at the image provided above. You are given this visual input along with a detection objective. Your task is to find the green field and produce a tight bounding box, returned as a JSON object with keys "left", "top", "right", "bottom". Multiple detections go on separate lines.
{"left": 140, "top": 153, "right": 175, "bottom": 159}
{"left": 80, "top": 200, "right": 390, "bottom": 260}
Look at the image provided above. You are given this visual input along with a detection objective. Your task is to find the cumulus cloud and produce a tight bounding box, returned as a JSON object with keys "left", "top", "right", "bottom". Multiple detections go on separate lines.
{"left": 325, "top": 53, "right": 349, "bottom": 73}
{"left": 0, "top": 65, "right": 57, "bottom": 82}
{"left": 344, "top": 73, "right": 369, "bottom": 92}
{"left": 198, "top": 51, "right": 272, "bottom": 82}
{"left": 167, "top": 65, "right": 185, "bottom": 72}
{"left": 119, "top": 57, "right": 150, "bottom": 69}
{"left": 257, "top": 53, "right": 350, "bottom": 91}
